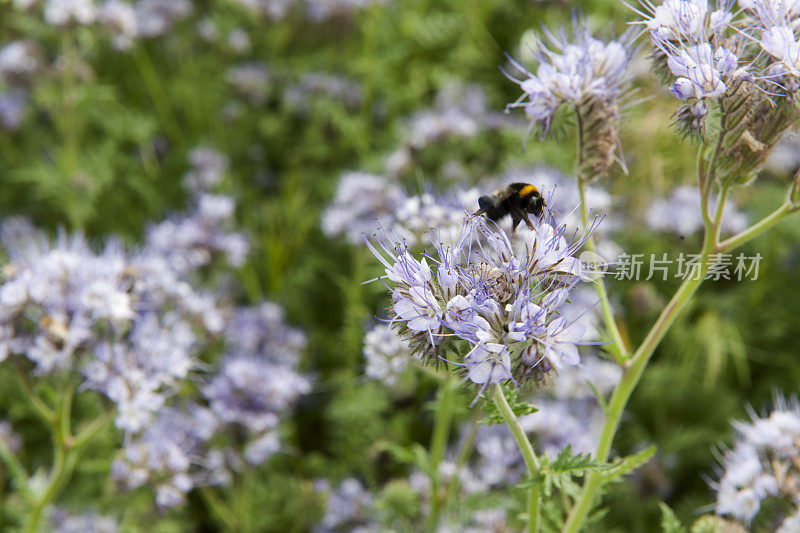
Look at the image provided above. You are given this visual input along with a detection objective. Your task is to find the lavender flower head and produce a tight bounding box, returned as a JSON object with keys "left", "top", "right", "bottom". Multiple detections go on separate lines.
{"left": 0, "top": 41, "right": 40, "bottom": 85}
{"left": 362, "top": 322, "right": 413, "bottom": 387}
{"left": 43, "top": 0, "right": 97, "bottom": 26}
{"left": 634, "top": 0, "right": 800, "bottom": 101}
{"left": 315, "top": 478, "right": 376, "bottom": 532}
{"left": 112, "top": 406, "right": 216, "bottom": 507}
{"left": 321, "top": 172, "right": 406, "bottom": 245}
{"left": 368, "top": 209, "right": 602, "bottom": 394}
{"left": 505, "top": 23, "right": 633, "bottom": 179}
{"left": 645, "top": 184, "right": 748, "bottom": 236}
{"left": 144, "top": 192, "right": 249, "bottom": 272}
{"left": 134, "top": 0, "right": 192, "bottom": 38}
{"left": 202, "top": 302, "right": 310, "bottom": 467}
{"left": 183, "top": 146, "right": 229, "bottom": 191}
{"left": 99, "top": 0, "right": 138, "bottom": 49}
{"left": 50, "top": 509, "right": 118, "bottom": 533}
{"left": 715, "top": 395, "right": 800, "bottom": 528}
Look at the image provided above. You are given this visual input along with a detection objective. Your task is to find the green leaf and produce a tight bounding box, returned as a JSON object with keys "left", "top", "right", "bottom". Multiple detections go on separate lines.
{"left": 375, "top": 442, "right": 432, "bottom": 475}
{"left": 602, "top": 446, "right": 657, "bottom": 484}
{"left": 481, "top": 385, "right": 537, "bottom": 425}
{"left": 659, "top": 502, "right": 687, "bottom": 533}
{"left": 587, "top": 381, "right": 610, "bottom": 415}
{"left": 518, "top": 446, "right": 614, "bottom": 497}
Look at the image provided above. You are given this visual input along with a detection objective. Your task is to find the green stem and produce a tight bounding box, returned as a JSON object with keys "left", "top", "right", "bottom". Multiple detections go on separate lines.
{"left": 562, "top": 224, "right": 719, "bottom": 533}
{"left": 443, "top": 408, "right": 480, "bottom": 505}
{"left": 11, "top": 362, "right": 55, "bottom": 426}
{"left": 713, "top": 184, "right": 730, "bottom": 244}
{"left": 240, "top": 468, "right": 255, "bottom": 533}
{"left": 23, "top": 380, "right": 93, "bottom": 533}
{"left": 492, "top": 385, "right": 540, "bottom": 533}
{"left": 0, "top": 436, "right": 31, "bottom": 501}
{"left": 132, "top": 49, "right": 185, "bottom": 147}
{"left": 716, "top": 201, "right": 797, "bottom": 253}
{"left": 427, "top": 378, "right": 458, "bottom": 530}
{"left": 200, "top": 486, "right": 238, "bottom": 531}
{"left": 563, "top": 180, "right": 800, "bottom": 531}
{"left": 573, "top": 106, "right": 628, "bottom": 363}
{"left": 72, "top": 412, "right": 112, "bottom": 451}
{"left": 577, "top": 181, "right": 628, "bottom": 363}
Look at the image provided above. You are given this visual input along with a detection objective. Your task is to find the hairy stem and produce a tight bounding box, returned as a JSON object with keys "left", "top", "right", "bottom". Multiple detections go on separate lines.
{"left": 23, "top": 382, "right": 109, "bottom": 533}
{"left": 577, "top": 181, "right": 628, "bottom": 363}
{"left": 574, "top": 106, "right": 629, "bottom": 363}
{"left": 716, "top": 201, "right": 797, "bottom": 253}
{"left": 24, "top": 381, "right": 72, "bottom": 533}
{"left": 562, "top": 178, "right": 725, "bottom": 532}
{"left": 492, "top": 385, "right": 540, "bottom": 533}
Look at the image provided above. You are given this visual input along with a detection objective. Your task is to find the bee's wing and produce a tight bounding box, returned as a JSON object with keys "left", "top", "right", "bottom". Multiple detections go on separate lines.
{"left": 492, "top": 186, "right": 516, "bottom": 203}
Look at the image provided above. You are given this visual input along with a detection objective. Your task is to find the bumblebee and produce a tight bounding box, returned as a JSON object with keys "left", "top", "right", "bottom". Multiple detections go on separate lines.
{"left": 474, "top": 182, "right": 546, "bottom": 232}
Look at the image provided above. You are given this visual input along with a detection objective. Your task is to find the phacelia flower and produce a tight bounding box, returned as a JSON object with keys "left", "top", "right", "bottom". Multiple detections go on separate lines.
{"left": 715, "top": 395, "right": 800, "bottom": 527}
{"left": 44, "top": 0, "right": 97, "bottom": 26}
{"left": 368, "top": 208, "right": 602, "bottom": 394}
{"left": 505, "top": 23, "right": 633, "bottom": 178}
{"left": 321, "top": 172, "right": 406, "bottom": 245}
{"left": 645, "top": 185, "right": 748, "bottom": 236}
{"left": 363, "top": 323, "right": 413, "bottom": 387}
{"left": 50, "top": 509, "right": 118, "bottom": 533}
{"left": 134, "top": 0, "right": 192, "bottom": 38}
{"left": 99, "top": 0, "right": 138, "bottom": 49}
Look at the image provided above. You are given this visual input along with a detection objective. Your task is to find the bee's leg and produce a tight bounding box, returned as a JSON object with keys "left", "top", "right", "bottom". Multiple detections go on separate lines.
{"left": 511, "top": 213, "right": 523, "bottom": 232}
{"left": 522, "top": 212, "right": 535, "bottom": 229}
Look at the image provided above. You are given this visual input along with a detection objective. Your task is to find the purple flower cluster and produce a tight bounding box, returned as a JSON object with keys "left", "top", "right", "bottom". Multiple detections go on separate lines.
{"left": 504, "top": 23, "right": 634, "bottom": 134}
{"left": 635, "top": 0, "right": 800, "bottom": 100}
{"left": 368, "top": 212, "right": 602, "bottom": 393}
{"left": 322, "top": 170, "right": 482, "bottom": 247}
{"left": 0, "top": 223, "right": 222, "bottom": 432}
{"left": 384, "top": 83, "right": 509, "bottom": 179}
{"left": 229, "top": 0, "right": 388, "bottom": 22}
{"left": 12, "top": 0, "right": 192, "bottom": 47}
{"left": 0, "top": 154, "right": 308, "bottom": 508}
{"left": 113, "top": 302, "right": 310, "bottom": 506}
{"left": 715, "top": 395, "right": 800, "bottom": 528}
{"left": 314, "top": 478, "right": 375, "bottom": 532}
{"left": 50, "top": 508, "right": 119, "bottom": 533}
{"left": 645, "top": 184, "right": 748, "bottom": 236}
{"left": 144, "top": 192, "right": 249, "bottom": 273}
{"left": 0, "top": 40, "right": 39, "bottom": 132}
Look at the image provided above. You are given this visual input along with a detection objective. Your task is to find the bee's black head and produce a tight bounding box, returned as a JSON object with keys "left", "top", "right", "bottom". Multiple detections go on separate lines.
{"left": 478, "top": 195, "right": 494, "bottom": 211}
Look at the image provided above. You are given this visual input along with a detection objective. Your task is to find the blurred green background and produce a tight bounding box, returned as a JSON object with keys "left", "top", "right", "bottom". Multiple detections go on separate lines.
{"left": 1, "top": 0, "right": 799, "bottom": 530}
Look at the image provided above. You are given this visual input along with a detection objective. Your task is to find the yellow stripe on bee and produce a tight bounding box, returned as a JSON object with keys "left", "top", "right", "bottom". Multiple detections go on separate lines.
{"left": 518, "top": 185, "right": 537, "bottom": 198}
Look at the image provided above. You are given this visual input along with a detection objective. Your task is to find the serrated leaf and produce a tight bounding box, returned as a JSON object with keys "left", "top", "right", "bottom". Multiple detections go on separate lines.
{"left": 587, "top": 381, "right": 610, "bottom": 414}
{"left": 602, "top": 445, "right": 657, "bottom": 483}
{"left": 659, "top": 502, "right": 687, "bottom": 533}
{"left": 480, "top": 386, "right": 538, "bottom": 425}
{"left": 376, "top": 442, "right": 432, "bottom": 475}
{"left": 518, "top": 446, "right": 615, "bottom": 497}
